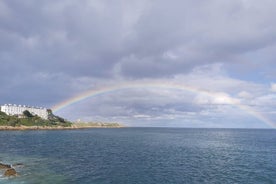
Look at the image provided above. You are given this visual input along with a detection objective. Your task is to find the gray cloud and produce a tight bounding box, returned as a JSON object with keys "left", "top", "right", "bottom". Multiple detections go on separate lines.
{"left": 117, "top": 0, "right": 276, "bottom": 77}
{"left": 0, "top": 0, "right": 275, "bottom": 127}
{"left": 1, "top": 0, "right": 276, "bottom": 79}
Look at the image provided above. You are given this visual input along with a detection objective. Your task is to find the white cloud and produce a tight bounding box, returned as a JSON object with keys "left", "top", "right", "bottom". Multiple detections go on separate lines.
{"left": 254, "top": 94, "right": 276, "bottom": 106}
{"left": 238, "top": 91, "right": 253, "bottom": 99}
{"left": 271, "top": 83, "right": 276, "bottom": 92}
{"left": 194, "top": 92, "right": 239, "bottom": 105}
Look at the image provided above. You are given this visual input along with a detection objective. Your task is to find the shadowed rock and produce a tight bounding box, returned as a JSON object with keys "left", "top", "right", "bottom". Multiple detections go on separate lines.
{"left": 4, "top": 168, "right": 17, "bottom": 177}
{"left": 12, "top": 163, "right": 24, "bottom": 167}
{"left": 0, "top": 163, "right": 11, "bottom": 169}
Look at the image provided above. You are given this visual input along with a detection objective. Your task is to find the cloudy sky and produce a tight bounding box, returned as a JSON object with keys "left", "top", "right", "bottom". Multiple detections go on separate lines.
{"left": 0, "top": 0, "right": 275, "bottom": 128}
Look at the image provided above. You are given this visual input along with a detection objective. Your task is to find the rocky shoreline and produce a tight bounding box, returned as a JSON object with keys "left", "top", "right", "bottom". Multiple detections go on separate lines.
{"left": 0, "top": 163, "right": 18, "bottom": 177}
{"left": 0, "top": 125, "right": 124, "bottom": 131}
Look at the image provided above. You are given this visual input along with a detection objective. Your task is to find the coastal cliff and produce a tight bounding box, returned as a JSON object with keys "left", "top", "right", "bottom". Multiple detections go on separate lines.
{"left": 0, "top": 111, "right": 123, "bottom": 130}
{"left": 0, "top": 110, "right": 71, "bottom": 127}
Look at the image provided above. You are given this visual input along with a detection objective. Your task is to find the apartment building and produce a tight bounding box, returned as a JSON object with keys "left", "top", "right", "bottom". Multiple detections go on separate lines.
{"left": 0, "top": 104, "right": 48, "bottom": 119}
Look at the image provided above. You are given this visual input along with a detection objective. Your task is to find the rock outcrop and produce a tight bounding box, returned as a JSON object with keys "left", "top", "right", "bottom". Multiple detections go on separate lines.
{"left": 12, "top": 163, "right": 24, "bottom": 167}
{"left": 0, "top": 162, "right": 17, "bottom": 177}
{"left": 0, "top": 163, "right": 11, "bottom": 169}
{"left": 4, "top": 168, "right": 17, "bottom": 176}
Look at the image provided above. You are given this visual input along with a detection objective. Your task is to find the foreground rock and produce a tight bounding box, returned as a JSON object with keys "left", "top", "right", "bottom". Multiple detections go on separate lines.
{"left": 0, "top": 163, "right": 18, "bottom": 177}
{"left": 4, "top": 168, "right": 17, "bottom": 176}
{"left": 0, "top": 163, "right": 11, "bottom": 169}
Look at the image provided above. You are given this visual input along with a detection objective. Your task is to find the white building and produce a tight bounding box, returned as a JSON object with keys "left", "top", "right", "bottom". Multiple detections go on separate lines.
{"left": 0, "top": 104, "right": 48, "bottom": 119}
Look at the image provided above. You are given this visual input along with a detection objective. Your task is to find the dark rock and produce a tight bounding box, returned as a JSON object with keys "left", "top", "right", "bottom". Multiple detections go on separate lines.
{"left": 4, "top": 168, "right": 17, "bottom": 177}
{"left": 0, "top": 163, "right": 11, "bottom": 169}
{"left": 12, "top": 163, "right": 24, "bottom": 167}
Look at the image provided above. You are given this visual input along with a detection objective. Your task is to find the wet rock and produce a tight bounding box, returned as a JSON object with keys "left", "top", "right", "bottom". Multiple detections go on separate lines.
{"left": 0, "top": 163, "right": 11, "bottom": 169}
{"left": 4, "top": 168, "right": 17, "bottom": 177}
{"left": 12, "top": 163, "right": 24, "bottom": 167}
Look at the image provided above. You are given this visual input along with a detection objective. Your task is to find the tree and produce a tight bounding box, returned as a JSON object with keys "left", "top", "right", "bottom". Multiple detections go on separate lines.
{"left": 23, "top": 110, "right": 34, "bottom": 118}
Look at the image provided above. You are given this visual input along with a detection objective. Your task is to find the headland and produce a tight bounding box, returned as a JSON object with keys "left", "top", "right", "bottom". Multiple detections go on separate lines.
{"left": 0, "top": 104, "right": 123, "bottom": 130}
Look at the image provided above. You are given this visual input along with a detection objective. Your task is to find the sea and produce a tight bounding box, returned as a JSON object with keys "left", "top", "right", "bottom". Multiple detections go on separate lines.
{"left": 0, "top": 128, "right": 275, "bottom": 184}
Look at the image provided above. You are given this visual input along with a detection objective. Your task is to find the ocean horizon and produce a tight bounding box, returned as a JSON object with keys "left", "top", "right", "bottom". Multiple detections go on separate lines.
{"left": 0, "top": 127, "right": 275, "bottom": 183}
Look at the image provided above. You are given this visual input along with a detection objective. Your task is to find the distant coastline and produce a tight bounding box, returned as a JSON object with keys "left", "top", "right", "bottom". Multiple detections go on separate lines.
{"left": 0, "top": 104, "right": 123, "bottom": 130}
{"left": 0, "top": 123, "right": 125, "bottom": 131}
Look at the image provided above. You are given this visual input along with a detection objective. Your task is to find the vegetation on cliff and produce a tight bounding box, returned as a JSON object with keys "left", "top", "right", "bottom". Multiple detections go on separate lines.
{"left": 0, "top": 110, "right": 72, "bottom": 127}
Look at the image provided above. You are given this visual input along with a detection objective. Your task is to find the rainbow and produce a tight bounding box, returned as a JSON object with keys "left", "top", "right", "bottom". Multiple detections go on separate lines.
{"left": 52, "top": 81, "right": 275, "bottom": 128}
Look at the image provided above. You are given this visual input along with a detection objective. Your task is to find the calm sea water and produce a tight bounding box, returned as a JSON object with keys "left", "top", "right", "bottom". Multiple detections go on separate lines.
{"left": 0, "top": 128, "right": 275, "bottom": 184}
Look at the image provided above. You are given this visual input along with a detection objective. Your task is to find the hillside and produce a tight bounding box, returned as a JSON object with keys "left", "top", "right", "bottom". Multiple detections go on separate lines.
{"left": 0, "top": 110, "right": 72, "bottom": 127}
